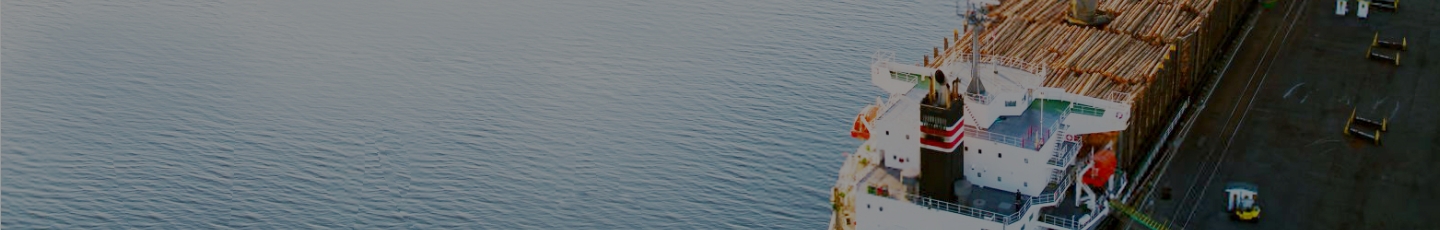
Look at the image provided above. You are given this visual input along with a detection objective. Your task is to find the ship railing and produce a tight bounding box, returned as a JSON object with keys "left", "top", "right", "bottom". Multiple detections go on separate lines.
{"left": 910, "top": 195, "right": 1010, "bottom": 222}
{"left": 1033, "top": 104, "right": 1074, "bottom": 154}
{"left": 1002, "top": 199, "right": 1033, "bottom": 225}
{"left": 965, "top": 92, "right": 991, "bottom": 105}
{"left": 963, "top": 125, "right": 1023, "bottom": 148}
{"left": 871, "top": 50, "right": 895, "bottom": 78}
{"left": 1034, "top": 168, "right": 1075, "bottom": 206}
{"left": 1071, "top": 103, "right": 1106, "bottom": 117}
{"left": 906, "top": 186, "right": 1036, "bottom": 225}
{"left": 1105, "top": 91, "right": 1132, "bottom": 104}
{"left": 1029, "top": 192, "right": 1058, "bottom": 206}
{"left": 1038, "top": 214, "right": 1082, "bottom": 230}
{"left": 1047, "top": 140, "right": 1079, "bottom": 167}
{"left": 954, "top": 53, "right": 1048, "bottom": 75}
{"left": 905, "top": 190, "right": 1046, "bottom": 225}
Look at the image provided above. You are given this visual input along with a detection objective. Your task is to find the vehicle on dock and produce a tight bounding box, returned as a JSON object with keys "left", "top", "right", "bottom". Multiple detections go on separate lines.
{"left": 1225, "top": 182, "right": 1261, "bottom": 222}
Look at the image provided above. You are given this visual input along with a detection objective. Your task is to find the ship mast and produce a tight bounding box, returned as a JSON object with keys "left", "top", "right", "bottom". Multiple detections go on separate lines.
{"left": 966, "top": 3, "right": 980, "bottom": 84}
{"left": 958, "top": 1, "right": 989, "bottom": 99}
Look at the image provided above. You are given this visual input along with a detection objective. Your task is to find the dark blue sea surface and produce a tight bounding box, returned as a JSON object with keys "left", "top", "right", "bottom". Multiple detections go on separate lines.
{"left": 2, "top": 0, "right": 964, "bottom": 228}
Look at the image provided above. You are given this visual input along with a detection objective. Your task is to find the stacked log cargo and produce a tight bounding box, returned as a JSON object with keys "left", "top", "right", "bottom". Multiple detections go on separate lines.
{"left": 934, "top": 0, "right": 1223, "bottom": 104}
{"left": 930, "top": 0, "right": 1253, "bottom": 174}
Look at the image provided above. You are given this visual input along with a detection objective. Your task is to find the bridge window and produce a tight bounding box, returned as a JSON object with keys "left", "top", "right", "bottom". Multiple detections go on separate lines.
{"left": 1005, "top": 101, "right": 1016, "bottom": 107}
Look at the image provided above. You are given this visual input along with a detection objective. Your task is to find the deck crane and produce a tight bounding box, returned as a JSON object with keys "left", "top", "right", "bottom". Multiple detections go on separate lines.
{"left": 1066, "top": 0, "right": 1113, "bottom": 26}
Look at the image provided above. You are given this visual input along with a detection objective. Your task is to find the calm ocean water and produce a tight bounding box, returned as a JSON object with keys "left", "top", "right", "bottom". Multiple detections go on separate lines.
{"left": 3, "top": 0, "right": 964, "bottom": 228}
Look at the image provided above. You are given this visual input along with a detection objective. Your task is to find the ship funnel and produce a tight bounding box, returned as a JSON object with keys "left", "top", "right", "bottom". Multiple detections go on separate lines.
{"left": 934, "top": 70, "right": 948, "bottom": 107}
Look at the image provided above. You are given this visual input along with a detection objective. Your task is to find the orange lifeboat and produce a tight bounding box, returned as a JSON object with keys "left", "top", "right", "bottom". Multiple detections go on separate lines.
{"left": 849, "top": 105, "right": 879, "bottom": 140}
{"left": 1083, "top": 148, "right": 1117, "bottom": 188}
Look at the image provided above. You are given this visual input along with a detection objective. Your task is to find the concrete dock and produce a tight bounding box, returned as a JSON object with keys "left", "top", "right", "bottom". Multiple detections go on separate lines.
{"left": 1131, "top": 0, "right": 1440, "bottom": 229}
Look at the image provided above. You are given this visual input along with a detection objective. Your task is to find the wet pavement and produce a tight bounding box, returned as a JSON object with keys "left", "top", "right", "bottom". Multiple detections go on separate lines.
{"left": 1129, "top": 0, "right": 1440, "bottom": 229}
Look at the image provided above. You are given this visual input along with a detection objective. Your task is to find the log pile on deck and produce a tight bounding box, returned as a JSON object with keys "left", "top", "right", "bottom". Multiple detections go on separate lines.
{"left": 931, "top": 0, "right": 1222, "bottom": 103}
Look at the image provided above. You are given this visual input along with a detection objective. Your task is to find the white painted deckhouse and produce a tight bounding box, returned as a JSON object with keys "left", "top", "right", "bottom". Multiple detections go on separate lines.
{"left": 830, "top": 47, "right": 1136, "bottom": 230}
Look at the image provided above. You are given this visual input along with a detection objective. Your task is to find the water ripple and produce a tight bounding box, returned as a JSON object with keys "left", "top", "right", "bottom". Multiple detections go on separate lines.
{"left": 4, "top": 0, "right": 960, "bottom": 228}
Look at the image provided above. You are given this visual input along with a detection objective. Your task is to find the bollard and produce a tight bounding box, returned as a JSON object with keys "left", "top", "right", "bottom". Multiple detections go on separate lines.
{"left": 1348, "top": 127, "right": 1382, "bottom": 145}
{"left": 1350, "top": 108, "right": 1388, "bottom": 132}
{"left": 1370, "top": 1, "right": 1397, "bottom": 11}
{"left": 1344, "top": 109, "right": 1356, "bottom": 135}
{"left": 1353, "top": 116, "right": 1388, "bottom": 132}
{"left": 1372, "top": 32, "right": 1407, "bottom": 51}
{"left": 1366, "top": 46, "right": 1401, "bottom": 66}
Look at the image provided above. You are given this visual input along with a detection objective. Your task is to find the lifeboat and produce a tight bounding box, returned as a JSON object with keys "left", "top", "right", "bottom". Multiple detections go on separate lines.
{"left": 1083, "top": 148, "right": 1117, "bottom": 188}
{"left": 849, "top": 105, "right": 879, "bottom": 140}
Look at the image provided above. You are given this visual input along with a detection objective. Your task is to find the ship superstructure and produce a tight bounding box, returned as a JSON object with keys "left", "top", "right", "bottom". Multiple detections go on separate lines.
{"left": 831, "top": 48, "right": 1133, "bottom": 230}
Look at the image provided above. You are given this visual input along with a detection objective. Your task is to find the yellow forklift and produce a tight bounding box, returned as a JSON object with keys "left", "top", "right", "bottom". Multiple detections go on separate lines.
{"left": 1225, "top": 182, "right": 1261, "bottom": 222}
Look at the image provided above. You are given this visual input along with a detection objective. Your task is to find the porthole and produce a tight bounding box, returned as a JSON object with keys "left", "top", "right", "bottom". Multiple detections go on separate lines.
{"left": 867, "top": 204, "right": 871, "bottom": 209}
{"left": 1024, "top": 182, "right": 1028, "bottom": 187}
{"left": 885, "top": 131, "right": 889, "bottom": 135}
{"left": 998, "top": 153, "right": 1002, "bottom": 158}
{"left": 905, "top": 135, "right": 909, "bottom": 140}
{"left": 998, "top": 177, "right": 1002, "bottom": 182}
{"left": 879, "top": 207, "right": 884, "bottom": 212}
{"left": 1024, "top": 158, "right": 1029, "bottom": 164}
{"left": 978, "top": 149, "right": 983, "bottom": 154}
{"left": 964, "top": 146, "right": 969, "bottom": 152}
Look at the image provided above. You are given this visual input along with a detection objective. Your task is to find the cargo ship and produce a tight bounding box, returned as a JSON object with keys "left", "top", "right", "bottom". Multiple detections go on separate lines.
{"left": 828, "top": 48, "right": 1131, "bottom": 230}
{"left": 827, "top": 0, "right": 1252, "bottom": 228}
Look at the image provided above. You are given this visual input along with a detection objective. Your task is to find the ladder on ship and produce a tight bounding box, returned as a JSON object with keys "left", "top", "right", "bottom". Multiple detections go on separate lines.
{"left": 1107, "top": 199, "right": 1171, "bottom": 230}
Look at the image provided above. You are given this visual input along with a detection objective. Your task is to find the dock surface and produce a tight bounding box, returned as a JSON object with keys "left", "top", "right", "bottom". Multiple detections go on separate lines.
{"left": 1137, "top": 0, "right": 1440, "bottom": 229}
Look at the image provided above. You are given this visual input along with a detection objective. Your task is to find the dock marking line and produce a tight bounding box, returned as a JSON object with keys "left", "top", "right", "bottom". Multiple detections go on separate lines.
{"left": 1283, "top": 82, "right": 1305, "bottom": 98}
{"left": 1177, "top": 0, "right": 1311, "bottom": 228}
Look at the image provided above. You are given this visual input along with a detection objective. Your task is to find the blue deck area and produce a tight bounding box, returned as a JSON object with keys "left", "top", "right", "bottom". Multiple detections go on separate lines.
{"left": 985, "top": 99, "right": 1070, "bottom": 150}
{"left": 962, "top": 185, "right": 1029, "bottom": 214}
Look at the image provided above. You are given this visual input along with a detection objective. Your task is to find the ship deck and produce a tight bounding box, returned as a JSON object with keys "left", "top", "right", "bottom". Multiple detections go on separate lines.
{"left": 984, "top": 99, "right": 1071, "bottom": 150}
{"left": 855, "top": 163, "right": 912, "bottom": 201}
{"left": 956, "top": 180, "right": 1031, "bottom": 215}
{"left": 1133, "top": 0, "right": 1440, "bottom": 229}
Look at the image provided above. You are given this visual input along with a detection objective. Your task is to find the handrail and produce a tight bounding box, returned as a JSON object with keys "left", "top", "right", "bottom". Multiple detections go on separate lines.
{"left": 1034, "top": 167, "right": 1075, "bottom": 206}
{"left": 1038, "top": 214, "right": 1081, "bottom": 229}
{"left": 1047, "top": 140, "right": 1079, "bottom": 167}
{"left": 1106, "top": 91, "right": 1132, "bottom": 104}
{"left": 1071, "top": 103, "right": 1106, "bottom": 117}
{"left": 904, "top": 190, "right": 1032, "bottom": 225}
{"left": 955, "top": 53, "right": 1048, "bottom": 75}
{"left": 966, "top": 92, "right": 991, "bottom": 105}
{"left": 910, "top": 195, "right": 1010, "bottom": 222}
{"left": 964, "top": 126, "right": 1023, "bottom": 148}
{"left": 872, "top": 50, "right": 894, "bottom": 79}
